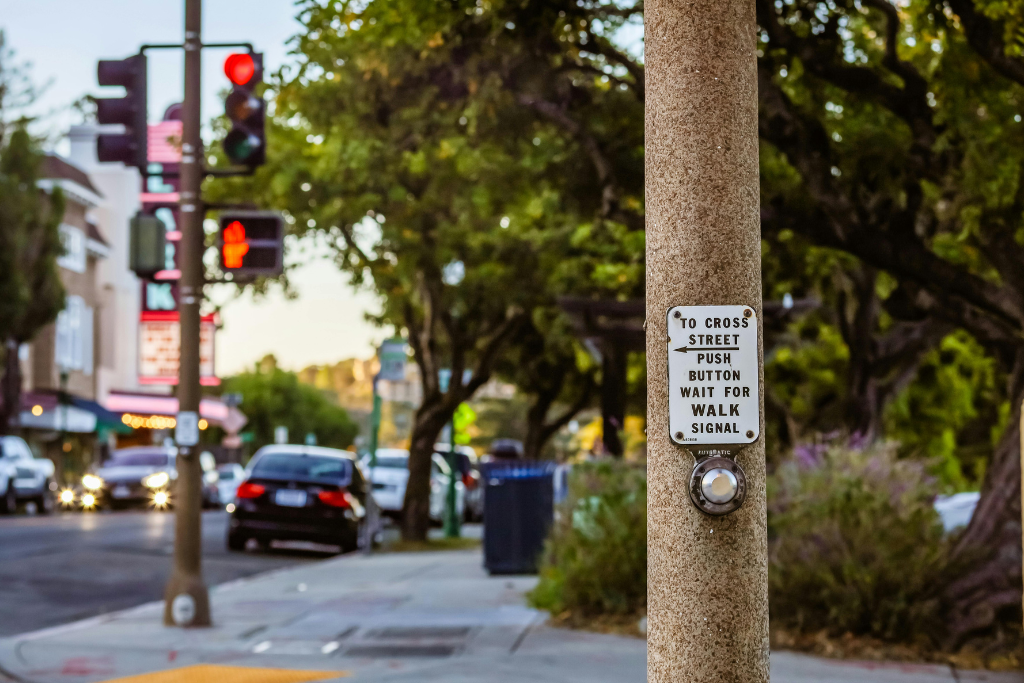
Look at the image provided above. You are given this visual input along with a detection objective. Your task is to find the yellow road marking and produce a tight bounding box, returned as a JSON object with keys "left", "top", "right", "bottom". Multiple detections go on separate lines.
{"left": 100, "top": 664, "right": 348, "bottom": 683}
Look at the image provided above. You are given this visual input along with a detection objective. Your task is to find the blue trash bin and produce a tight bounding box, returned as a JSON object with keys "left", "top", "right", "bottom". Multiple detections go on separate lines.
{"left": 482, "top": 461, "right": 557, "bottom": 574}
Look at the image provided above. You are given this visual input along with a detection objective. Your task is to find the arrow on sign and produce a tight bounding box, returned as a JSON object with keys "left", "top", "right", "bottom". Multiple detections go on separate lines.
{"left": 673, "top": 346, "right": 740, "bottom": 353}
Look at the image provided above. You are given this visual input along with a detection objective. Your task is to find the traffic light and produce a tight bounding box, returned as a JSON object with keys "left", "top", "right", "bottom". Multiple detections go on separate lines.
{"left": 96, "top": 54, "right": 148, "bottom": 169}
{"left": 222, "top": 52, "right": 266, "bottom": 167}
{"left": 129, "top": 212, "right": 166, "bottom": 278}
{"left": 218, "top": 212, "right": 283, "bottom": 278}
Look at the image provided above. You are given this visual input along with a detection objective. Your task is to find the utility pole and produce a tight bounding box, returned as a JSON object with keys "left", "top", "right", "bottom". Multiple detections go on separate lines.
{"left": 164, "top": 0, "right": 210, "bottom": 627}
{"left": 646, "top": 0, "right": 768, "bottom": 681}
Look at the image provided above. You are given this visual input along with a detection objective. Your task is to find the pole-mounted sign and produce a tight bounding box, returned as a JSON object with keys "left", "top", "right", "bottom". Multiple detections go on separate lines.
{"left": 667, "top": 305, "right": 760, "bottom": 516}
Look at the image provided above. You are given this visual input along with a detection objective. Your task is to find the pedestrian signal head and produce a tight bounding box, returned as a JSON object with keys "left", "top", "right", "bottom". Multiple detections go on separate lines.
{"left": 218, "top": 212, "right": 283, "bottom": 278}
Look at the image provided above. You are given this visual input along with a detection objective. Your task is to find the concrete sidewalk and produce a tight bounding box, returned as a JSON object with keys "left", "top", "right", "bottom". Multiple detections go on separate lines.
{"left": 0, "top": 548, "right": 1017, "bottom": 683}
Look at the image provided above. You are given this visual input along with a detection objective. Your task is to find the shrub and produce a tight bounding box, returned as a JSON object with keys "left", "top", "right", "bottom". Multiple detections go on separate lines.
{"left": 768, "top": 443, "right": 956, "bottom": 644}
{"left": 528, "top": 461, "right": 647, "bottom": 618}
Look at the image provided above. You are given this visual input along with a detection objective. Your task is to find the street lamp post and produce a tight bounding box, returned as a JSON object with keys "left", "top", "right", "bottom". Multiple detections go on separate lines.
{"left": 646, "top": 0, "right": 769, "bottom": 680}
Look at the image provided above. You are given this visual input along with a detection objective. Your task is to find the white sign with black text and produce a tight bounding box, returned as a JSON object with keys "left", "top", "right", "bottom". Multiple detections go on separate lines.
{"left": 667, "top": 305, "right": 760, "bottom": 446}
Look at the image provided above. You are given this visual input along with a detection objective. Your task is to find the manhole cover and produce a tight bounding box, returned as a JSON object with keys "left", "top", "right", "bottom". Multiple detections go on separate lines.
{"left": 344, "top": 645, "right": 457, "bottom": 658}
{"left": 365, "top": 626, "right": 472, "bottom": 639}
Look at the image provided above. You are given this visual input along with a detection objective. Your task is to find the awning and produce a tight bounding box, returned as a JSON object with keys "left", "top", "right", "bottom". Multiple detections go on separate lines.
{"left": 103, "top": 391, "right": 231, "bottom": 425}
{"left": 70, "top": 397, "right": 132, "bottom": 434}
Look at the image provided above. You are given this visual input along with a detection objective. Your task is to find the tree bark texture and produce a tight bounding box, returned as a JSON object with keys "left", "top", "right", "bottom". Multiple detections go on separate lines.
{"left": 0, "top": 339, "right": 20, "bottom": 436}
{"left": 942, "top": 377, "right": 1023, "bottom": 647}
{"left": 647, "top": 0, "right": 769, "bottom": 680}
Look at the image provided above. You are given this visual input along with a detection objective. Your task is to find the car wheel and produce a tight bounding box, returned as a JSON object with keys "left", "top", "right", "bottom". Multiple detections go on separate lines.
{"left": 0, "top": 485, "right": 16, "bottom": 514}
{"left": 226, "top": 529, "right": 247, "bottom": 551}
{"left": 37, "top": 483, "right": 56, "bottom": 515}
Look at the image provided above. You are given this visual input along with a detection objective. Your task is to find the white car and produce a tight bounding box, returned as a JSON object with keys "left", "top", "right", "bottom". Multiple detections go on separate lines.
{"left": 0, "top": 436, "right": 56, "bottom": 514}
{"left": 364, "top": 448, "right": 464, "bottom": 522}
{"left": 216, "top": 463, "right": 246, "bottom": 506}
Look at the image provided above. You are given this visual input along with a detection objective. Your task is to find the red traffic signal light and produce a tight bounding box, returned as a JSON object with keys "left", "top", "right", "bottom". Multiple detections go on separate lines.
{"left": 222, "top": 221, "right": 250, "bottom": 269}
{"left": 222, "top": 52, "right": 265, "bottom": 167}
{"left": 224, "top": 53, "right": 255, "bottom": 86}
{"left": 218, "top": 212, "right": 283, "bottom": 278}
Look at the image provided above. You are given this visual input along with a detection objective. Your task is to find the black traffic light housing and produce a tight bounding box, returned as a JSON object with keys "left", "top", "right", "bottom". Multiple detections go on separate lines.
{"left": 96, "top": 54, "right": 148, "bottom": 170}
{"left": 218, "top": 211, "right": 283, "bottom": 278}
{"left": 129, "top": 212, "right": 167, "bottom": 278}
{"left": 223, "top": 53, "right": 266, "bottom": 167}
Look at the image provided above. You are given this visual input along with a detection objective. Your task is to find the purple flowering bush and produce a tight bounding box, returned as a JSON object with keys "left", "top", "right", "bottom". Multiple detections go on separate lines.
{"left": 768, "top": 443, "right": 956, "bottom": 643}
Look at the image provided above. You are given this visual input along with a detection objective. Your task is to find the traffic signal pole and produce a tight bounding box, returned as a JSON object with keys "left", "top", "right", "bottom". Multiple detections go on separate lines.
{"left": 163, "top": 0, "right": 211, "bottom": 627}
{"left": 646, "top": 0, "right": 769, "bottom": 680}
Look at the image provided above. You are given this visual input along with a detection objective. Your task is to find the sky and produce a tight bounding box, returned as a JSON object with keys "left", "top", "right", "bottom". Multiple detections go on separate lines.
{"left": 0, "top": 0, "right": 385, "bottom": 375}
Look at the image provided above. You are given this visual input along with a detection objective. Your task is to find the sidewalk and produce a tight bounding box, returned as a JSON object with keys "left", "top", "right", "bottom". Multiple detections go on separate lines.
{"left": 0, "top": 547, "right": 1017, "bottom": 683}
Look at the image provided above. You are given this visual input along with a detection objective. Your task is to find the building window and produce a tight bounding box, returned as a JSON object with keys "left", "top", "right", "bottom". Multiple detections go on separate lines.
{"left": 57, "top": 225, "right": 87, "bottom": 273}
{"left": 55, "top": 295, "right": 94, "bottom": 375}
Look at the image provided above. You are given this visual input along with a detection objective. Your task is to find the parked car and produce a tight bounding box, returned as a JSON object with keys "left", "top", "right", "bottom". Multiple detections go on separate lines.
{"left": 227, "top": 445, "right": 367, "bottom": 553}
{"left": 364, "top": 448, "right": 465, "bottom": 523}
{"left": 0, "top": 436, "right": 56, "bottom": 514}
{"left": 434, "top": 444, "right": 482, "bottom": 522}
{"left": 83, "top": 447, "right": 219, "bottom": 510}
{"left": 216, "top": 463, "right": 246, "bottom": 506}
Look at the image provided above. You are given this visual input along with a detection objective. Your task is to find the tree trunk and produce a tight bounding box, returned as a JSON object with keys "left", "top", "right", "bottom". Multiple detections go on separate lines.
{"left": 401, "top": 401, "right": 452, "bottom": 542}
{"left": 524, "top": 390, "right": 557, "bottom": 462}
{"left": 943, "top": 377, "right": 1023, "bottom": 646}
{"left": 0, "top": 338, "right": 21, "bottom": 436}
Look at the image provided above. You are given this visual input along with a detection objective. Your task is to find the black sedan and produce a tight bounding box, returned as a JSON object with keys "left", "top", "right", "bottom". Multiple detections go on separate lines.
{"left": 226, "top": 446, "right": 367, "bottom": 553}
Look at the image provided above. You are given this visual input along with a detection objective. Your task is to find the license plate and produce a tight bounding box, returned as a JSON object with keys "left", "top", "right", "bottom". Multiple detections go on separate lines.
{"left": 274, "top": 489, "right": 307, "bottom": 507}
{"left": 113, "top": 485, "right": 131, "bottom": 499}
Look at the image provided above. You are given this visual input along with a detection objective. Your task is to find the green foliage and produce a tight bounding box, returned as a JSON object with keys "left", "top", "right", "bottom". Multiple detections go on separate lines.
{"left": 451, "top": 403, "right": 476, "bottom": 445}
{"left": 885, "top": 332, "right": 1007, "bottom": 489}
{"left": 529, "top": 461, "right": 646, "bottom": 618}
{"left": 223, "top": 363, "right": 358, "bottom": 455}
{"left": 768, "top": 444, "right": 957, "bottom": 643}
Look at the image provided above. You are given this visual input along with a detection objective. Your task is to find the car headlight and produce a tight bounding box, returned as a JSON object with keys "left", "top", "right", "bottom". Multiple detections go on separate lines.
{"left": 143, "top": 472, "right": 170, "bottom": 489}
{"left": 82, "top": 475, "right": 103, "bottom": 490}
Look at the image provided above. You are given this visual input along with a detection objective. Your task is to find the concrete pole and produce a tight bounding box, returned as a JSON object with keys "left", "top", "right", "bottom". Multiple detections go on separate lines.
{"left": 646, "top": 0, "right": 769, "bottom": 680}
{"left": 163, "top": 0, "right": 210, "bottom": 627}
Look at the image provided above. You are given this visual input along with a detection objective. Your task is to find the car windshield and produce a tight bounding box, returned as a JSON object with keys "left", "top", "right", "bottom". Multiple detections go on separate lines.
{"left": 371, "top": 456, "right": 408, "bottom": 469}
{"left": 252, "top": 453, "right": 351, "bottom": 481}
{"left": 217, "top": 467, "right": 237, "bottom": 480}
{"left": 107, "top": 451, "right": 170, "bottom": 467}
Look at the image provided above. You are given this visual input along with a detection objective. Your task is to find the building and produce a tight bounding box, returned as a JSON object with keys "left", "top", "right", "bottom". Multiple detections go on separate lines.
{"left": 17, "top": 153, "right": 126, "bottom": 478}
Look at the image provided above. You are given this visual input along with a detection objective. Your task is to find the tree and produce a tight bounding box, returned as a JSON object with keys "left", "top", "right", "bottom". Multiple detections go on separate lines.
{"left": 757, "top": 0, "right": 1024, "bottom": 642}
{"left": 0, "top": 34, "right": 66, "bottom": 434}
{"left": 216, "top": 0, "right": 643, "bottom": 540}
{"left": 221, "top": 357, "right": 358, "bottom": 453}
{"left": 497, "top": 313, "right": 595, "bottom": 460}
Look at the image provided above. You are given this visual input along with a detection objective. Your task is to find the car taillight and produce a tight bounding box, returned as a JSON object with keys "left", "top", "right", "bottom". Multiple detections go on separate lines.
{"left": 235, "top": 481, "right": 266, "bottom": 499}
{"left": 317, "top": 490, "right": 353, "bottom": 508}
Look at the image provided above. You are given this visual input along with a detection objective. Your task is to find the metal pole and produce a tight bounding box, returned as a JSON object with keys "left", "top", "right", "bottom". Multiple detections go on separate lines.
{"left": 363, "top": 377, "right": 382, "bottom": 555}
{"left": 163, "top": 0, "right": 210, "bottom": 627}
{"left": 646, "top": 0, "right": 768, "bottom": 680}
{"left": 444, "top": 413, "right": 460, "bottom": 538}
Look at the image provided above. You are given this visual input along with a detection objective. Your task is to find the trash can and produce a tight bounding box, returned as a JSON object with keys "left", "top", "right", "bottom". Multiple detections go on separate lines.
{"left": 482, "top": 461, "right": 557, "bottom": 574}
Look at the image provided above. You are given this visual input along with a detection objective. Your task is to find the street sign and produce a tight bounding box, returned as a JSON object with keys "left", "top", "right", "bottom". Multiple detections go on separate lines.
{"left": 175, "top": 411, "right": 199, "bottom": 446}
{"left": 667, "top": 305, "right": 760, "bottom": 448}
{"left": 378, "top": 339, "right": 407, "bottom": 381}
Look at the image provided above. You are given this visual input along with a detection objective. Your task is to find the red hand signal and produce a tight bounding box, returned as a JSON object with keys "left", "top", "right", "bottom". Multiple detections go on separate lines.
{"left": 223, "top": 220, "right": 250, "bottom": 268}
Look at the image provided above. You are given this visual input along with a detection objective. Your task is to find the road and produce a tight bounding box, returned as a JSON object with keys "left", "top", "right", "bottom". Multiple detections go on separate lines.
{"left": 0, "top": 509, "right": 330, "bottom": 637}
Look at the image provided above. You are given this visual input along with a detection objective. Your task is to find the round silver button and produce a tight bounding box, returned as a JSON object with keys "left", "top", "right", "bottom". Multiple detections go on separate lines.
{"left": 701, "top": 468, "right": 738, "bottom": 504}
